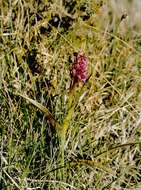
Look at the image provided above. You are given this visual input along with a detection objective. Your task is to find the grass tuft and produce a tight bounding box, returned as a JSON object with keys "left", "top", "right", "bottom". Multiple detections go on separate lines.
{"left": 1, "top": 0, "right": 141, "bottom": 189}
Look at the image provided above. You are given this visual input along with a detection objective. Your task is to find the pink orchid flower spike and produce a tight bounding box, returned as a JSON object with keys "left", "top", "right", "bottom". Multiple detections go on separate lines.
{"left": 71, "top": 51, "right": 88, "bottom": 85}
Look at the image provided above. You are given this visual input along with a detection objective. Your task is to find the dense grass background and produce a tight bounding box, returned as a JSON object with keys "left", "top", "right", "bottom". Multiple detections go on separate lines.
{"left": 1, "top": 0, "right": 141, "bottom": 189}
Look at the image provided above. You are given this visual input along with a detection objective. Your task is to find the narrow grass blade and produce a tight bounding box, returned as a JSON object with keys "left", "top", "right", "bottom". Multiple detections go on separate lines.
{"left": 95, "top": 141, "right": 141, "bottom": 158}
{"left": 72, "top": 159, "right": 116, "bottom": 176}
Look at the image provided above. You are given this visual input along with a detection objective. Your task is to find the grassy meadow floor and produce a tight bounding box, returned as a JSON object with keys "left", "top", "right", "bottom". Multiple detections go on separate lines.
{"left": 1, "top": 0, "right": 141, "bottom": 189}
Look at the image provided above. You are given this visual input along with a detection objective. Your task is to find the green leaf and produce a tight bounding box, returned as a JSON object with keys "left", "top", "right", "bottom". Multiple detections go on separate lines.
{"left": 16, "top": 93, "right": 62, "bottom": 133}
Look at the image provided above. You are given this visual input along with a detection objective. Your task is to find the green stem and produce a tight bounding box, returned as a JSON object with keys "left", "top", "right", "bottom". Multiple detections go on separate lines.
{"left": 59, "top": 132, "right": 65, "bottom": 180}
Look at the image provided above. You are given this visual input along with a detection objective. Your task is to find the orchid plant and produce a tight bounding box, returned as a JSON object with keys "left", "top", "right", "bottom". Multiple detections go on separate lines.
{"left": 18, "top": 51, "right": 89, "bottom": 178}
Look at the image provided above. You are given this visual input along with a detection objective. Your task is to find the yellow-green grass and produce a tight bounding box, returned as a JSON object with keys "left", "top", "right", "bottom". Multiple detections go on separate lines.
{"left": 1, "top": 0, "right": 141, "bottom": 189}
